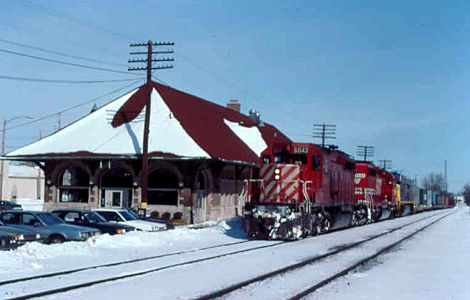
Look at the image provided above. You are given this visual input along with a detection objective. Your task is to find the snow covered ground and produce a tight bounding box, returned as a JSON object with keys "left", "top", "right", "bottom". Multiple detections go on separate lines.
{"left": 0, "top": 207, "right": 465, "bottom": 300}
{"left": 310, "top": 204, "right": 470, "bottom": 300}
{"left": 0, "top": 218, "right": 246, "bottom": 280}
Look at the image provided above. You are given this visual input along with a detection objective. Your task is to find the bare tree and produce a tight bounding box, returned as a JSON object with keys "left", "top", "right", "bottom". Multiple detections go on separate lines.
{"left": 421, "top": 173, "right": 445, "bottom": 194}
{"left": 462, "top": 184, "right": 470, "bottom": 205}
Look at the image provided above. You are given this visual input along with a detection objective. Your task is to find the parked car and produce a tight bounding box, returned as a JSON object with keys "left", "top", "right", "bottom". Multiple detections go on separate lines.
{"left": 0, "top": 200, "right": 22, "bottom": 211}
{"left": 52, "top": 209, "right": 136, "bottom": 235}
{"left": 94, "top": 209, "right": 166, "bottom": 232}
{"left": 0, "top": 211, "right": 100, "bottom": 243}
{"left": 0, "top": 233, "right": 18, "bottom": 250}
{"left": 0, "top": 220, "right": 42, "bottom": 245}
{"left": 126, "top": 209, "right": 175, "bottom": 230}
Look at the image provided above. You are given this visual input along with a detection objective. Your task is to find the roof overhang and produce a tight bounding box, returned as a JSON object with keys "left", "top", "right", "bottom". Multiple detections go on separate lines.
{"left": 2, "top": 155, "right": 259, "bottom": 167}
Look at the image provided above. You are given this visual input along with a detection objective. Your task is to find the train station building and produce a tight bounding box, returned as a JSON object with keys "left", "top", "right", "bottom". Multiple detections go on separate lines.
{"left": 6, "top": 82, "right": 290, "bottom": 224}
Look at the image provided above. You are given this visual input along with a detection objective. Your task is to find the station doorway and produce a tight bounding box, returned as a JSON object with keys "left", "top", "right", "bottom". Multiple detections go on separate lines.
{"left": 100, "top": 167, "right": 133, "bottom": 208}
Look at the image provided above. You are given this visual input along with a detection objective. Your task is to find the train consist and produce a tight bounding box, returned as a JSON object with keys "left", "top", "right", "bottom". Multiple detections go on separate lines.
{"left": 243, "top": 142, "right": 454, "bottom": 240}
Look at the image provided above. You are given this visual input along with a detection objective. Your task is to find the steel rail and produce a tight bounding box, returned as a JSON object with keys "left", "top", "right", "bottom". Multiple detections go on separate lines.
{"left": 288, "top": 210, "right": 454, "bottom": 300}
{"left": 194, "top": 209, "right": 451, "bottom": 300}
{"left": 3, "top": 208, "right": 445, "bottom": 288}
{"left": 4, "top": 240, "right": 286, "bottom": 300}
{"left": 0, "top": 239, "right": 252, "bottom": 286}
{"left": 3, "top": 209, "right": 450, "bottom": 300}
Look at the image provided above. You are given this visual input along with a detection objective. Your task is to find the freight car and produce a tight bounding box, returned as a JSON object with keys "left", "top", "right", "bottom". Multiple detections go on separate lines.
{"left": 243, "top": 142, "right": 356, "bottom": 239}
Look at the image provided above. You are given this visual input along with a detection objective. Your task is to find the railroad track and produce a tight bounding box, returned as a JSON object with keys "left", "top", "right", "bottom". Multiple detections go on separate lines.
{"left": 0, "top": 239, "right": 253, "bottom": 287}
{"left": 1, "top": 209, "right": 450, "bottom": 300}
{"left": 2, "top": 239, "right": 286, "bottom": 300}
{"left": 195, "top": 209, "right": 453, "bottom": 300}
{"left": 287, "top": 211, "right": 452, "bottom": 300}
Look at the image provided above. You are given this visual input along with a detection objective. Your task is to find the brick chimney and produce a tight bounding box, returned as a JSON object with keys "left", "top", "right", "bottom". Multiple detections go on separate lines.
{"left": 226, "top": 99, "right": 241, "bottom": 113}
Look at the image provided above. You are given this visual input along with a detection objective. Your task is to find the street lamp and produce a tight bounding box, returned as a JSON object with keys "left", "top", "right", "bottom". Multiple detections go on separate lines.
{"left": 0, "top": 115, "right": 34, "bottom": 199}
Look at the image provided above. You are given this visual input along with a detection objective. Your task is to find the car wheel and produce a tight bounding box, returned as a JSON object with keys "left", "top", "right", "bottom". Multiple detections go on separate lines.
{"left": 49, "top": 235, "right": 65, "bottom": 244}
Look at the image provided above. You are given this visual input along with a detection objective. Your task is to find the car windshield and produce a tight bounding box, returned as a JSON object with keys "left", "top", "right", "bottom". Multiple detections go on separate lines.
{"left": 37, "top": 213, "right": 64, "bottom": 225}
{"left": 119, "top": 211, "right": 138, "bottom": 221}
{"left": 126, "top": 210, "right": 140, "bottom": 219}
{"left": 84, "top": 212, "right": 106, "bottom": 223}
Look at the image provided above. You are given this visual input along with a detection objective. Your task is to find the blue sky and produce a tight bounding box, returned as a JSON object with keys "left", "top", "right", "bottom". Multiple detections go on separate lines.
{"left": 0, "top": 0, "right": 468, "bottom": 192}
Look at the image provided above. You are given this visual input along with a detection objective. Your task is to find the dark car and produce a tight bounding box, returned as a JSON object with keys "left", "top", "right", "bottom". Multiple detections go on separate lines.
{"left": 0, "top": 210, "right": 100, "bottom": 243}
{"left": 127, "top": 209, "right": 175, "bottom": 230}
{"left": 52, "top": 209, "right": 136, "bottom": 235}
{"left": 0, "top": 233, "right": 18, "bottom": 250}
{"left": 0, "top": 220, "right": 42, "bottom": 245}
{"left": 0, "top": 200, "right": 22, "bottom": 211}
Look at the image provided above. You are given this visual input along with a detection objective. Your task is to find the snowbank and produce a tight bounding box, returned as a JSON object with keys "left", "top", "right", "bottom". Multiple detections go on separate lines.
{"left": 0, "top": 217, "right": 246, "bottom": 279}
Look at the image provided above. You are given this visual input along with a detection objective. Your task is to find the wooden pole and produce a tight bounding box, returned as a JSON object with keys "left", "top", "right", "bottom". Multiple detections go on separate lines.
{"left": 140, "top": 40, "right": 153, "bottom": 209}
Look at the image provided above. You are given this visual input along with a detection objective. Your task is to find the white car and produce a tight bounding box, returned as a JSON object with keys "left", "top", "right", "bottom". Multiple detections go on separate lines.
{"left": 93, "top": 209, "right": 166, "bottom": 232}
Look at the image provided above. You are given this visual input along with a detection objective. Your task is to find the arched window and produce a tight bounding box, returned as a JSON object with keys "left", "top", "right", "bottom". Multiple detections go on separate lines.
{"left": 58, "top": 167, "right": 89, "bottom": 203}
{"left": 148, "top": 168, "right": 179, "bottom": 206}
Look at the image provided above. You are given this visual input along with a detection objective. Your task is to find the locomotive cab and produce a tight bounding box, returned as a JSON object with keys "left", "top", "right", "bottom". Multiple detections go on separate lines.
{"left": 243, "top": 142, "right": 355, "bottom": 240}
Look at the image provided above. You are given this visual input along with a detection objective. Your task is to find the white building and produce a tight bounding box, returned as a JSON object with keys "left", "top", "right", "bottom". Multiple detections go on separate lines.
{"left": 0, "top": 161, "right": 45, "bottom": 201}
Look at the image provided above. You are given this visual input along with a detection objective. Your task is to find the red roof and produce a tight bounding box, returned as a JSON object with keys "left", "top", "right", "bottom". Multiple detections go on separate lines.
{"left": 8, "top": 81, "right": 291, "bottom": 165}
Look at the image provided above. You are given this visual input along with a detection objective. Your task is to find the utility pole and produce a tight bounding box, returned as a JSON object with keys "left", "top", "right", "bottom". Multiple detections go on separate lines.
{"left": 357, "top": 145, "right": 374, "bottom": 161}
{"left": 312, "top": 123, "right": 336, "bottom": 148}
{"left": 378, "top": 159, "right": 392, "bottom": 170}
{"left": 444, "top": 160, "right": 447, "bottom": 193}
{"left": 0, "top": 118, "right": 6, "bottom": 200}
{"left": 129, "top": 40, "right": 174, "bottom": 210}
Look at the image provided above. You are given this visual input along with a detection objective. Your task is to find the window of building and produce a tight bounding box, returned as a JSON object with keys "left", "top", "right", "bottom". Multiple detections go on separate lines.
{"left": 148, "top": 168, "right": 179, "bottom": 206}
{"left": 58, "top": 167, "right": 89, "bottom": 203}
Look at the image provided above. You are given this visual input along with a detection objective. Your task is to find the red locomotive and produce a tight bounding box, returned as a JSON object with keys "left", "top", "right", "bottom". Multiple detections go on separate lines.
{"left": 353, "top": 161, "right": 397, "bottom": 224}
{"left": 243, "top": 142, "right": 356, "bottom": 239}
{"left": 243, "top": 141, "right": 452, "bottom": 240}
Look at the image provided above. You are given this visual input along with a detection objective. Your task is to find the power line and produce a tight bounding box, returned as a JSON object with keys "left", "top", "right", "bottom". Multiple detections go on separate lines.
{"left": 0, "top": 37, "right": 128, "bottom": 68}
{"left": 0, "top": 48, "right": 140, "bottom": 77}
{"left": 18, "top": 0, "right": 134, "bottom": 41}
{"left": 0, "top": 75, "right": 138, "bottom": 84}
{"left": 16, "top": 0, "right": 269, "bottom": 106}
{"left": 5, "top": 79, "right": 143, "bottom": 132}
{"left": 151, "top": 76, "right": 171, "bottom": 86}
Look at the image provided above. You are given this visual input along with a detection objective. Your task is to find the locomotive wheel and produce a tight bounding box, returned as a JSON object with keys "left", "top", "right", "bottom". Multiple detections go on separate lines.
{"left": 351, "top": 210, "right": 361, "bottom": 226}
{"left": 323, "top": 216, "right": 331, "bottom": 233}
{"left": 318, "top": 212, "right": 331, "bottom": 233}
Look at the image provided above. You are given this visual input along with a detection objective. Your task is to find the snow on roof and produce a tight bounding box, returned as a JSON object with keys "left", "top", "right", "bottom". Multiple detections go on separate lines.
{"left": 7, "top": 82, "right": 290, "bottom": 164}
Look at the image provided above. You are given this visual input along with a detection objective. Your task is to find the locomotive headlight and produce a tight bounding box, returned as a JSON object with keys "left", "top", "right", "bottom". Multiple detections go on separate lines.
{"left": 274, "top": 174, "right": 280, "bottom": 180}
{"left": 274, "top": 168, "right": 280, "bottom": 175}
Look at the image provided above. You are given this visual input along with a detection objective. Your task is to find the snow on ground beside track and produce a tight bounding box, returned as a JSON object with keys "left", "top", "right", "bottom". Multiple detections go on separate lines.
{"left": 0, "top": 217, "right": 245, "bottom": 279}
{"left": 310, "top": 204, "right": 470, "bottom": 300}
{"left": 28, "top": 210, "right": 449, "bottom": 300}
